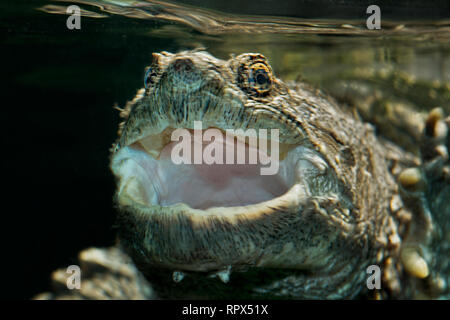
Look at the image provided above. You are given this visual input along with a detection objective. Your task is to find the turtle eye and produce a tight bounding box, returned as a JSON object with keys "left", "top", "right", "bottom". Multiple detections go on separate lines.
{"left": 144, "top": 67, "right": 157, "bottom": 88}
{"left": 247, "top": 62, "right": 272, "bottom": 95}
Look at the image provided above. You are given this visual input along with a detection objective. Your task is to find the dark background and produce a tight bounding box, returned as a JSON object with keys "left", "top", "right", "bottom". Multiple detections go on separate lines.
{"left": 1, "top": 0, "right": 183, "bottom": 299}
{"left": 178, "top": 0, "right": 450, "bottom": 20}
{"left": 1, "top": 0, "right": 449, "bottom": 299}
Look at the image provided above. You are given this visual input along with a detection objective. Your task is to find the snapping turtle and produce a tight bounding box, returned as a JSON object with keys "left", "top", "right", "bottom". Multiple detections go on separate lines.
{"left": 36, "top": 50, "right": 449, "bottom": 300}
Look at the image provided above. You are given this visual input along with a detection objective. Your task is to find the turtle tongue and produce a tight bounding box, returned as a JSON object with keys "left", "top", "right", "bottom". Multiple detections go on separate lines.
{"left": 157, "top": 129, "right": 287, "bottom": 209}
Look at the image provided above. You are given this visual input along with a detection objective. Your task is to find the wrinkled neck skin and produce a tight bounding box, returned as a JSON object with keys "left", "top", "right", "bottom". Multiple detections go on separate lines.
{"left": 110, "top": 50, "right": 406, "bottom": 299}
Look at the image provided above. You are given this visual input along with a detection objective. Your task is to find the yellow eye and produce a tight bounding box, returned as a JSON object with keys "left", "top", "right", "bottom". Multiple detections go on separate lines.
{"left": 234, "top": 54, "right": 274, "bottom": 96}
{"left": 246, "top": 62, "right": 272, "bottom": 95}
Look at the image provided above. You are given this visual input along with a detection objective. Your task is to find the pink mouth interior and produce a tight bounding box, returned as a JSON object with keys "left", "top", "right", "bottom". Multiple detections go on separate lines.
{"left": 132, "top": 130, "right": 291, "bottom": 209}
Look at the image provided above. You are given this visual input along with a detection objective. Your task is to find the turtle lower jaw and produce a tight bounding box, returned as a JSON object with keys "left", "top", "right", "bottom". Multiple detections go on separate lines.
{"left": 111, "top": 133, "right": 326, "bottom": 215}
{"left": 110, "top": 125, "right": 333, "bottom": 272}
{"left": 113, "top": 181, "right": 318, "bottom": 273}
{"left": 116, "top": 177, "right": 307, "bottom": 222}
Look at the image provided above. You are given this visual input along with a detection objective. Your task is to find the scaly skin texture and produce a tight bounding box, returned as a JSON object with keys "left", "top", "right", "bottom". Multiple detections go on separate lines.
{"left": 37, "top": 50, "right": 449, "bottom": 300}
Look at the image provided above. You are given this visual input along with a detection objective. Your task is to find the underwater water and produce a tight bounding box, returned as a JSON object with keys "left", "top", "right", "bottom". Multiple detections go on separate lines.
{"left": 1, "top": 0, "right": 449, "bottom": 299}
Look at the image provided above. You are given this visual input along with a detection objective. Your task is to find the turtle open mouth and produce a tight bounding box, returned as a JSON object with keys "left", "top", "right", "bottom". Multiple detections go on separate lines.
{"left": 111, "top": 124, "right": 327, "bottom": 212}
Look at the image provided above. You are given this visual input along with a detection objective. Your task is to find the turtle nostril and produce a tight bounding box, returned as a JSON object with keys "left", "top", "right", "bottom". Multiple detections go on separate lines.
{"left": 172, "top": 58, "right": 194, "bottom": 72}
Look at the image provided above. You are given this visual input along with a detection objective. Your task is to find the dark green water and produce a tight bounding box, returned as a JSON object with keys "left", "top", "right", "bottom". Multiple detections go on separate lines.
{"left": 1, "top": 0, "right": 449, "bottom": 299}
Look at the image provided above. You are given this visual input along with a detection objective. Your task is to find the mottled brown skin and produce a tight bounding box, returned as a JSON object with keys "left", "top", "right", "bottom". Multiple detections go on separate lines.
{"left": 38, "top": 50, "right": 449, "bottom": 300}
